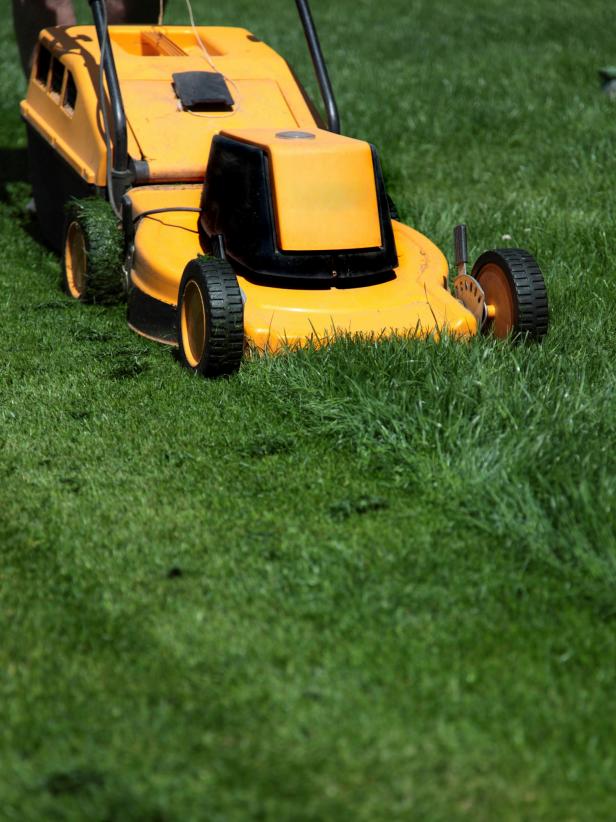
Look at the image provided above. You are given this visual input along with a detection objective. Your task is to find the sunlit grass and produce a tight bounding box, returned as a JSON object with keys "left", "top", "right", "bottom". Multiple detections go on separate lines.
{"left": 1, "top": 1, "right": 615, "bottom": 818}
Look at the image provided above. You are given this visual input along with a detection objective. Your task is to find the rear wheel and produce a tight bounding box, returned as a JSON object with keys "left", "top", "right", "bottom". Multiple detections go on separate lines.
{"left": 472, "top": 248, "right": 548, "bottom": 341}
{"left": 64, "top": 220, "right": 87, "bottom": 300}
{"left": 178, "top": 257, "right": 244, "bottom": 378}
{"left": 62, "top": 198, "right": 124, "bottom": 304}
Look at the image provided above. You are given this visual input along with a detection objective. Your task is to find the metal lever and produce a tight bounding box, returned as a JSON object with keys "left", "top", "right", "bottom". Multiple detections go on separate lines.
{"left": 454, "top": 223, "right": 468, "bottom": 278}
{"left": 88, "top": 0, "right": 130, "bottom": 207}
{"left": 453, "top": 224, "right": 487, "bottom": 328}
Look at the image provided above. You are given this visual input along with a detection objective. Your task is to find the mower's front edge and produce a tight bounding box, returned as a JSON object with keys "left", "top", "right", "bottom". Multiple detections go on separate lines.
{"left": 125, "top": 186, "right": 477, "bottom": 350}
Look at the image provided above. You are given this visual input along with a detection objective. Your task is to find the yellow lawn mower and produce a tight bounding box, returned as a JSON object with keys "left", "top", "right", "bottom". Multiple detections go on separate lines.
{"left": 20, "top": 0, "right": 549, "bottom": 377}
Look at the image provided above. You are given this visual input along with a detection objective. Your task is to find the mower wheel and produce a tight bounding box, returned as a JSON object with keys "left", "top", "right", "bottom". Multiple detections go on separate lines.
{"left": 472, "top": 248, "right": 548, "bottom": 341}
{"left": 178, "top": 257, "right": 244, "bottom": 378}
{"left": 62, "top": 198, "right": 124, "bottom": 304}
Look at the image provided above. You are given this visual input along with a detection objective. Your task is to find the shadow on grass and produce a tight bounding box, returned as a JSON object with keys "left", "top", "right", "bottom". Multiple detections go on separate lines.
{"left": 0, "top": 146, "right": 28, "bottom": 190}
{"left": 0, "top": 145, "right": 49, "bottom": 246}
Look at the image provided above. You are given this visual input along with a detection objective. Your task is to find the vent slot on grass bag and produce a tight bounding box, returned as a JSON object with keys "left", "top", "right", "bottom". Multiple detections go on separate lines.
{"left": 35, "top": 45, "right": 51, "bottom": 86}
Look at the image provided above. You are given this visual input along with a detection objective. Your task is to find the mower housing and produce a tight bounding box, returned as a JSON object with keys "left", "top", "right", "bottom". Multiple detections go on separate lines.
{"left": 200, "top": 128, "right": 398, "bottom": 284}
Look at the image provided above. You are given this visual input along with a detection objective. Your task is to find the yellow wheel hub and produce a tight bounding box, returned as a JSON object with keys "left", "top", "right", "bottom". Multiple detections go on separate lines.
{"left": 181, "top": 279, "right": 207, "bottom": 367}
{"left": 64, "top": 221, "right": 87, "bottom": 300}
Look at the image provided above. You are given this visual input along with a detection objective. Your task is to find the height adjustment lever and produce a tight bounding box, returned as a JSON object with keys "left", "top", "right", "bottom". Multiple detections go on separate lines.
{"left": 452, "top": 223, "right": 487, "bottom": 328}
{"left": 454, "top": 223, "right": 468, "bottom": 278}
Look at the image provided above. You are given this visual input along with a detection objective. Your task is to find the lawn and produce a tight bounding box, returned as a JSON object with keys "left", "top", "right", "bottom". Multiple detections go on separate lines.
{"left": 1, "top": 0, "right": 615, "bottom": 818}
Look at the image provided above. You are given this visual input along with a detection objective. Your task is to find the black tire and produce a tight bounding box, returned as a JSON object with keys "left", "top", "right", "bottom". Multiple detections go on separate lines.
{"left": 471, "top": 248, "right": 548, "bottom": 341}
{"left": 62, "top": 198, "right": 124, "bottom": 304}
{"left": 177, "top": 257, "right": 244, "bottom": 378}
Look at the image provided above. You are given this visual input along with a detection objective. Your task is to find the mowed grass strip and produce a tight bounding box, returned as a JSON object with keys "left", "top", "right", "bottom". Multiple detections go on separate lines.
{"left": 1, "top": 0, "right": 616, "bottom": 819}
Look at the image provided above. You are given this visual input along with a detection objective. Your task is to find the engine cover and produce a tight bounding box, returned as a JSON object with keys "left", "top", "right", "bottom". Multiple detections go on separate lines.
{"left": 200, "top": 128, "right": 398, "bottom": 284}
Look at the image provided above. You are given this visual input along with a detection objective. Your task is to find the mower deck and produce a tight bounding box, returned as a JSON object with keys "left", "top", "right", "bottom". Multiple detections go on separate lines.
{"left": 127, "top": 186, "right": 477, "bottom": 350}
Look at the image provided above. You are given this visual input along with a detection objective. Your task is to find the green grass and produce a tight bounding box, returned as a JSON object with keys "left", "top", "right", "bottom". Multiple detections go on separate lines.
{"left": 1, "top": 1, "right": 616, "bottom": 818}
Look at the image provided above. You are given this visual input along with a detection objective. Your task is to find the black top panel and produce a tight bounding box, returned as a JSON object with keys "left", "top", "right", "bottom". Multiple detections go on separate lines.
{"left": 172, "top": 71, "right": 234, "bottom": 111}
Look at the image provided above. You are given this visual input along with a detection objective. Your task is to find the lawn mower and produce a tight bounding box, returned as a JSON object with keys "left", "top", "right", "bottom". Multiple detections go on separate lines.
{"left": 20, "top": 0, "right": 549, "bottom": 377}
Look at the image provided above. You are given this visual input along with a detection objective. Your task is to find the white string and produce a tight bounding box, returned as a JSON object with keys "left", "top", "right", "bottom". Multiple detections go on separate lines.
{"left": 183, "top": 0, "right": 242, "bottom": 118}
{"left": 184, "top": 0, "right": 217, "bottom": 70}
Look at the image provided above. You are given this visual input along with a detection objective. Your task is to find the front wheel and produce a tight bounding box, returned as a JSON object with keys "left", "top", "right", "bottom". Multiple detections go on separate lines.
{"left": 472, "top": 248, "right": 549, "bottom": 341}
{"left": 178, "top": 257, "right": 244, "bottom": 378}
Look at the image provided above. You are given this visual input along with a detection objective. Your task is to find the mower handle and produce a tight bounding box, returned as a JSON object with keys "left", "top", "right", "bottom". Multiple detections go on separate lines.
{"left": 88, "top": 0, "right": 130, "bottom": 196}
{"left": 295, "top": 0, "right": 341, "bottom": 133}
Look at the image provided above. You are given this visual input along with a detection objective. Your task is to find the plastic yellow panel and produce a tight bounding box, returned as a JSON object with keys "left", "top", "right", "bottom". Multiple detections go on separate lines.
{"left": 122, "top": 80, "right": 301, "bottom": 182}
{"left": 111, "top": 25, "right": 321, "bottom": 182}
{"left": 241, "top": 222, "right": 476, "bottom": 348}
{"left": 222, "top": 128, "right": 381, "bottom": 251}
{"left": 128, "top": 185, "right": 203, "bottom": 303}
{"left": 21, "top": 25, "right": 320, "bottom": 185}
{"left": 127, "top": 186, "right": 477, "bottom": 348}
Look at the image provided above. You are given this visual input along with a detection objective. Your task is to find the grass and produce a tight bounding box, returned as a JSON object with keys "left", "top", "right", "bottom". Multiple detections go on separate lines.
{"left": 1, "top": 0, "right": 616, "bottom": 818}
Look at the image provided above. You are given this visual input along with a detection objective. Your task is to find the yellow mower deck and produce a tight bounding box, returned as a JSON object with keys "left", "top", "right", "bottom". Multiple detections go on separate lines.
{"left": 127, "top": 186, "right": 476, "bottom": 350}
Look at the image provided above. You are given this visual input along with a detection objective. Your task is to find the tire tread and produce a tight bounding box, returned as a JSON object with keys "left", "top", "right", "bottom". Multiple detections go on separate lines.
{"left": 472, "top": 247, "right": 549, "bottom": 341}
{"left": 178, "top": 257, "right": 244, "bottom": 377}
{"left": 62, "top": 198, "right": 124, "bottom": 305}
